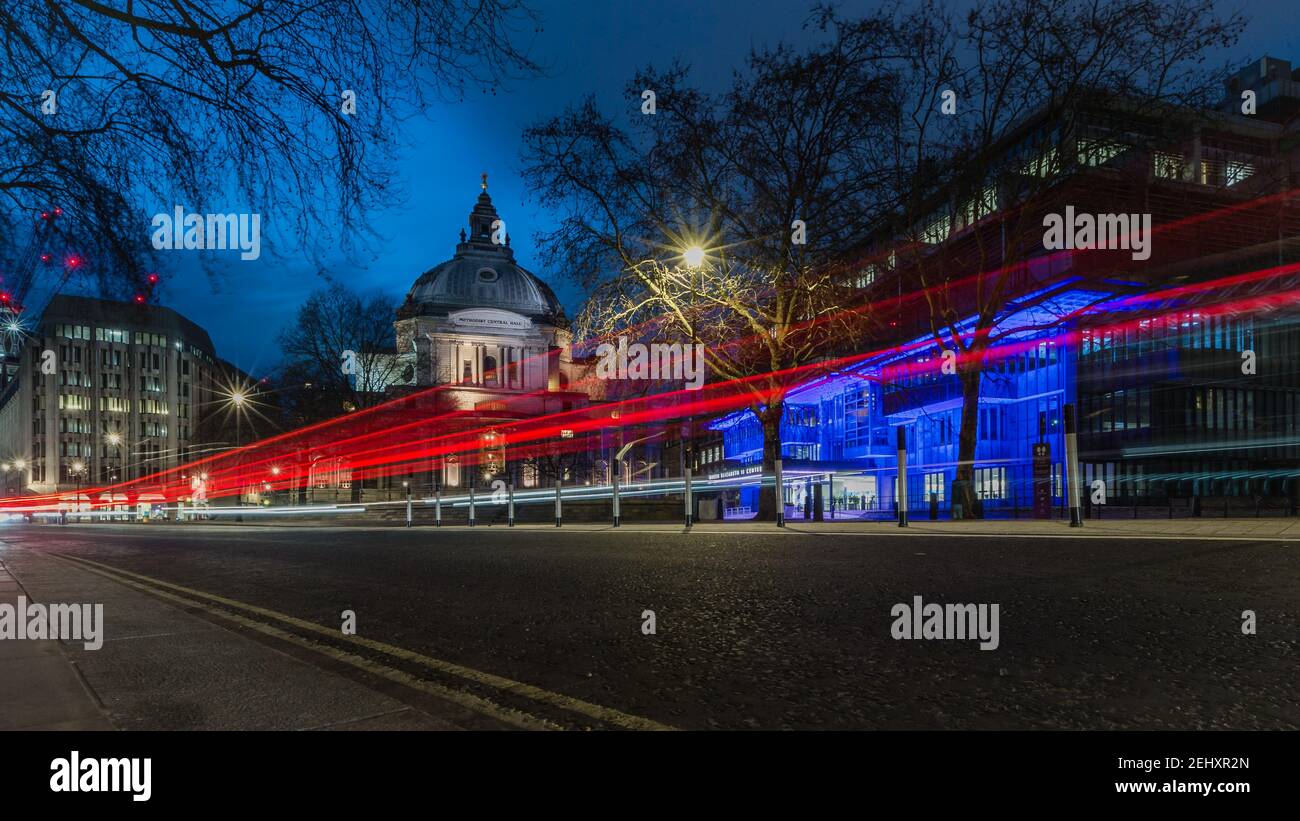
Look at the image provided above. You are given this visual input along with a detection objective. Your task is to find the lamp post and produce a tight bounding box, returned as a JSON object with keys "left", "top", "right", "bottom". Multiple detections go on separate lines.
{"left": 71, "top": 460, "right": 85, "bottom": 523}
{"left": 681, "top": 245, "right": 706, "bottom": 528}
{"left": 403, "top": 480, "right": 412, "bottom": 527}
{"left": 230, "top": 390, "right": 246, "bottom": 510}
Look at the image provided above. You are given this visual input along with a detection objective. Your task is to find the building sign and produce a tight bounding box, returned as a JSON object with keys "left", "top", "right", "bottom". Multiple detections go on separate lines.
{"left": 1032, "top": 442, "right": 1051, "bottom": 519}
{"left": 448, "top": 308, "right": 531, "bottom": 332}
{"left": 708, "top": 465, "right": 761, "bottom": 481}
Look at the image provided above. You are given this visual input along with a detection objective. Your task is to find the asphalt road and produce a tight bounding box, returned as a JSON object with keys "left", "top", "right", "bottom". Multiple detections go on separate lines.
{"left": 2, "top": 522, "right": 1296, "bottom": 729}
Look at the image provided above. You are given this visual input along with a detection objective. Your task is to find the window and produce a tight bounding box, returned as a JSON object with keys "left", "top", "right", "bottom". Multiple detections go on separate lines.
{"left": 1153, "top": 151, "right": 1183, "bottom": 180}
{"left": 924, "top": 472, "right": 945, "bottom": 502}
{"left": 57, "top": 324, "right": 90, "bottom": 340}
{"left": 99, "top": 396, "right": 131, "bottom": 413}
{"left": 920, "top": 214, "right": 951, "bottom": 244}
{"left": 1226, "top": 160, "right": 1254, "bottom": 186}
{"left": 975, "top": 467, "right": 1007, "bottom": 499}
{"left": 1078, "top": 138, "right": 1124, "bottom": 167}
{"left": 1021, "top": 147, "right": 1060, "bottom": 178}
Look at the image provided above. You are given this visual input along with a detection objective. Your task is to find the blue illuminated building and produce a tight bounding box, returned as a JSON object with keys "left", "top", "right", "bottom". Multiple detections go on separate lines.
{"left": 708, "top": 283, "right": 1300, "bottom": 519}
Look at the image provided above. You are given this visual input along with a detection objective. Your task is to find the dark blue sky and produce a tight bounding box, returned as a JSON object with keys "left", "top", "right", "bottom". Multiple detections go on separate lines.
{"left": 152, "top": 0, "right": 1300, "bottom": 374}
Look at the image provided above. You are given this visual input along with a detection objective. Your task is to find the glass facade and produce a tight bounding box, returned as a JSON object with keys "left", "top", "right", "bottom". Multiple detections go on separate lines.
{"left": 710, "top": 290, "right": 1300, "bottom": 518}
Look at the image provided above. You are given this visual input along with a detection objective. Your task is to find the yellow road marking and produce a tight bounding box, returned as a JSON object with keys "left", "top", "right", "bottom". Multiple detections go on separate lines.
{"left": 59, "top": 553, "right": 675, "bottom": 731}
{"left": 60, "top": 556, "right": 553, "bottom": 730}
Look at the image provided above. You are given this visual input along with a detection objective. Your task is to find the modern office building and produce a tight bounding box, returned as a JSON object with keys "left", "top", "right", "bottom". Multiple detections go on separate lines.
{"left": 0, "top": 295, "right": 223, "bottom": 500}
{"left": 707, "top": 56, "right": 1300, "bottom": 519}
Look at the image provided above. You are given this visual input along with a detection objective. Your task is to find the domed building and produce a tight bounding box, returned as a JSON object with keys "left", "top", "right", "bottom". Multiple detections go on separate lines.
{"left": 384, "top": 176, "right": 593, "bottom": 485}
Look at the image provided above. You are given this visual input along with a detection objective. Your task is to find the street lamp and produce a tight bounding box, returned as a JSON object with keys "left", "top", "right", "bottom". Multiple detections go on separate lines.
{"left": 225, "top": 389, "right": 249, "bottom": 510}
{"left": 71, "top": 460, "right": 86, "bottom": 522}
{"left": 403, "top": 480, "right": 412, "bottom": 528}
{"left": 676, "top": 241, "right": 710, "bottom": 527}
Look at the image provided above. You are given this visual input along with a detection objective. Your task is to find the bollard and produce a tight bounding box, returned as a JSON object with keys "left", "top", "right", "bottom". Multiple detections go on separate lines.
{"left": 896, "top": 426, "right": 908, "bottom": 528}
{"left": 1065, "top": 403, "right": 1083, "bottom": 527}
{"left": 612, "top": 463, "right": 621, "bottom": 528}
{"left": 775, "top": 457, "right": 785, "bottom": 528}
{"left": 684, "top": 466, "right": 693, "bottom": 527}
{"left": 555, "top": 479, "right": 563, "bottom": 527}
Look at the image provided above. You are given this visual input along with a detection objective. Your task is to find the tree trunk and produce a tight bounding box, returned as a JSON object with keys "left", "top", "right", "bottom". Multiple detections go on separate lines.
{"left": 955, "top": 365, "right": 981, "bottom": 518}
{"left": 755, "top": 402, "right": 784, "bottom": 521}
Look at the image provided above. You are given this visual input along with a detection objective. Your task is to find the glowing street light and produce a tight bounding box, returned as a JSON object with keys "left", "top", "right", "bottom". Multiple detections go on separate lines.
{"left": 682, "top": 245, "right": 706, "bottom": 268}
{"left": 106, "top": 432, "right": 122, "bottom": 446}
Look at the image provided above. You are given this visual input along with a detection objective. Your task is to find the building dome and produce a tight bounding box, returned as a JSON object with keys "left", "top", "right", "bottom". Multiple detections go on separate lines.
{"left": 399, "top": 177, "right": 566, "bottom": 324}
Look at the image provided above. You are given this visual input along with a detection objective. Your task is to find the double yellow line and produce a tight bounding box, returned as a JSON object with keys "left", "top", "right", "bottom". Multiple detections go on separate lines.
{"left": 57, "top": 553, "right": 674, "bottom": 732}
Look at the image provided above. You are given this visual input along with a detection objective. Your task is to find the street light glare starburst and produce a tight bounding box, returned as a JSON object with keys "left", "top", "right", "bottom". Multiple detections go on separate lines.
{"left": 206, "top": 377, "right": 277, "bottom": 441}
{"left": 1, "top": 309, "right": 30, "bottom": 350}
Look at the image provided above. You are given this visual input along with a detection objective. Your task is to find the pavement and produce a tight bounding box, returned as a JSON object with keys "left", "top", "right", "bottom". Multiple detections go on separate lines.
{"left": 85, "top": 514, "right": 1300, "bottom": 541}
{"left": 428, "top": 517, "right": 1300, "bottom": 540}
{"left": 1, "top": 519, "right": 1297, "bottom": 730}
{"left": 0, "top": 547, "right": 480, "bottom": 730}
{"left": 0, "top": 558, "right": 113, "bottom": 730}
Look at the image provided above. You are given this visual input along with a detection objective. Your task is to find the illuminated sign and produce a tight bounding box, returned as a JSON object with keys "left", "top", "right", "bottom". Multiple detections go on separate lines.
{"left": 449, "top": 308, "right": 531, "bottom": 332}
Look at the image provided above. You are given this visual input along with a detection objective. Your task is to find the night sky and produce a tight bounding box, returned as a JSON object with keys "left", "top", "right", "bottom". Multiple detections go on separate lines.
{"left": 144, "top": 0, "right": 1300, "bottom": 374}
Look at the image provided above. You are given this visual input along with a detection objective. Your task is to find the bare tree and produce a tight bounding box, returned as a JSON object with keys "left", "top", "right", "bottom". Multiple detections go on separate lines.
{"left": 276, "top": 286, "right": 399, "bottom": 418}
{"left": 849, "top": 0, "right": 1244, "bottom": 513}
{"left": 0, "top": 0, "right": 541, "bottom": 304}
{"left": 522, "top": 17, "right": 899, "bottom": 519}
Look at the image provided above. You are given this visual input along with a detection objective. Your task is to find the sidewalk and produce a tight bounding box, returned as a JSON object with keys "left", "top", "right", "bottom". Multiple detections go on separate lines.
{"left": 0, "top": 547, "right": 467, "bottom": 730}
{"left": 24, "top": 516, "right": 1300, "bottom": 540}
{"left": 446, "top": 518, "right": 1300, "bottom": 539}
{"left": 0, "top": 559, "right": 113, "bottom": 730}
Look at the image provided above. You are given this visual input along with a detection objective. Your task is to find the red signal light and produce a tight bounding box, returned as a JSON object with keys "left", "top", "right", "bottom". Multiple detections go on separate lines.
{"left": 146, "top": 273, "right": 160, "bottom": 284}
{"left": 133, "top": 294, "right": 146, "bottom": 304}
